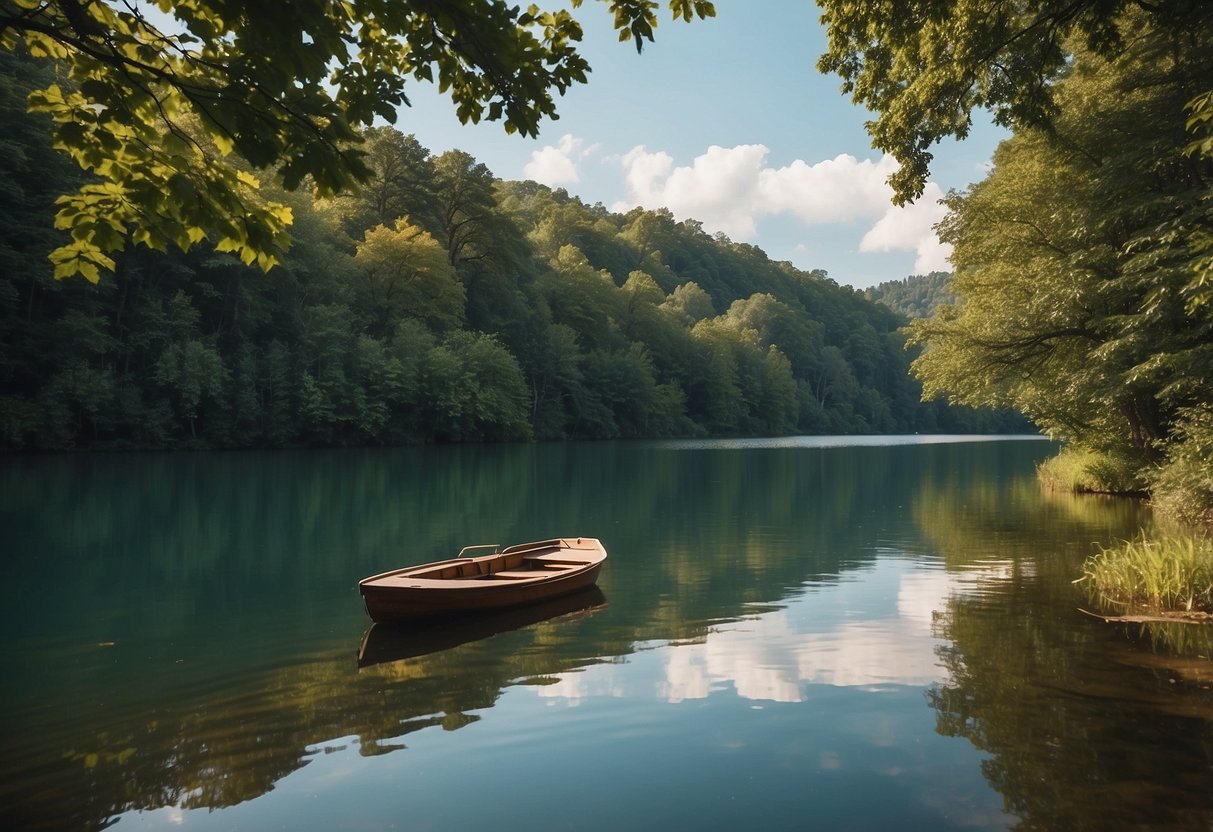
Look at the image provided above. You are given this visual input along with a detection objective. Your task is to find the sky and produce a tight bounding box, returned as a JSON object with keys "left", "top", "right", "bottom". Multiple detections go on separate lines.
{"left": 390, "top": 1, "right": 1010, "bottom": 290}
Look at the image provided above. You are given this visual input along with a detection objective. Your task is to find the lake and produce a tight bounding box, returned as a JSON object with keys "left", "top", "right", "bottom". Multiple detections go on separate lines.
{"left": 3, "top": 436, "right": 1212, "bottom": 831}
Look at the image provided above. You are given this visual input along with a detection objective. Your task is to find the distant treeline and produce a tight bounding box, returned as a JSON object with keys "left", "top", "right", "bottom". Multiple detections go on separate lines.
{"left": 865, "top": 272, "right": 956, "bottom": 321}
{"left": 0, "top": 52, "right": 1026, "bottom": 450}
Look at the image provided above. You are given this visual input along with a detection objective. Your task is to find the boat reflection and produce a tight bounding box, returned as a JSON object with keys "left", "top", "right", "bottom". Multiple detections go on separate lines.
{"left": 357, "top": 586, "right": 609, "bottom": 668}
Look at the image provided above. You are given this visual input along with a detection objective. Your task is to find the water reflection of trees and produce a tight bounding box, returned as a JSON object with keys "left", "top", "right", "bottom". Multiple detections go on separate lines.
{"left": 2, "top": 440, "right": 1088, "bottom": 831}
{"left": 914, "top": 464, "right": 1213, "bottom": 831}
{"left": 3, "top": 600, "right": 623, "bottom": 831}
{"left": 931, "top": 582, "right": 1213, "bottom": 830}
{"left": 2, "top": 440, "right": 1042, "bottom": 637}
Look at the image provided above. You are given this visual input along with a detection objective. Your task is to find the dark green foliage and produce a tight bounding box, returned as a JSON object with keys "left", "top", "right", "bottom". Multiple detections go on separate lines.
{"left": 2, "top": 0, "right": 717, "bottom": 279}
{"left": 909, "top": 9, "right": 1213, "bottom": 516}
{"left": 0, "top": 59, "right": 1016, "bottom": 449}
{"left": 866, "top": 272, "right": 955, "bottom": 320}
{"left": 817, "top": 0, "right": 1208, "bottom": 203}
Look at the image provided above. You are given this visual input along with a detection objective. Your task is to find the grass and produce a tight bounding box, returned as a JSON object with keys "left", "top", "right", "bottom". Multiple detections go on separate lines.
{"left": 1036, "top": 446, "right": 1143, "bottom": 494}
{"left": 1080, "top": 534, "right": 1213, "bottom": 614}
{"left": 1037, "top": 447, "right": 1097, "bottom": 492}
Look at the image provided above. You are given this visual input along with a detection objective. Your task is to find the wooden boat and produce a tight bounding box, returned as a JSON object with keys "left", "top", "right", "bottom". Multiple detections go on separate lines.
{"left": 358, "top": 537, "right": 607, "bottom": 622}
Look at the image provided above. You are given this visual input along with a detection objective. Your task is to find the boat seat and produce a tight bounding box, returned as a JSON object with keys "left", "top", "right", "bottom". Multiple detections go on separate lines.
{"left": 523, "top": 550, "right": 583, "bottom": 560}
{"left": 491, "top": 570, "right": 544, "bottom": 579}
{"left": 521, "top": 558, "right": 585, "bottom": 568}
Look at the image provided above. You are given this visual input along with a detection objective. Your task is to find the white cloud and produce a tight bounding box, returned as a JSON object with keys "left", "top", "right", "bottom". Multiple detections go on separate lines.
{"left": 615, "top": 143, "right": 949, "bottom": 270}
{"left": 619, "top": 145, "right": 675, "bottom": 205}
{"left": 523, "top": 134, "right": 600, "bottom": 186}
{"left": 757, "top": 153, "right": 898, "bottom": 224}
{"left": 618, "top": 144, "right": 768, "bottom": 238}
{"left": 859, "top": 182, "right": 952, "bottom": 273}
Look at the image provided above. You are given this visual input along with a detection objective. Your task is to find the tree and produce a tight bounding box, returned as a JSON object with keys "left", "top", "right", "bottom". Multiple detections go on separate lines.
{"left": 526, "top": 322, "right": 584, "bottom": 439}
{"left": 524, "top": 193, "right": 590, "bottom": 261}
{"left": 353, "top": 219, "right": 465, "bottom": 335}
{"left": 419, "top": 331, "right": 532, "bottom": 442}
{"left": 431, "top": 150, "right": 504, "bottom": 268}
{"left": 908, "top": 11, "right": 1213, "bottom": 487}
{"left": 759, "top": 346, "right": 798, "bottom": 436}
{"left": 619, "top": 269, "right": 665, "bottom": 340}
{"left": 620, "top": 207, "right": 679, "bottom": 285}
{"left": 662, "top": 280, "right": 715, "bottom": 326}
{"left": 539, "top": 244, "right": 624, "bottom": 352}
{"left": 809, "top": 345, "right": 857, "bottom": 422}
{"left": 151, "top": 291, "right": 228, "bottom": 440}
{"left": 0, "top": 49, "right": 83, "bottom": 311}
{"left": 720, "top": 292, "right": 823, "bottom": 380}
{"left": 816, "top": 0, "right": 1210, "bottom": 203}
{"left": 320, "top": 127, "right": 438, "bottom": 238}
{"left": 1, "top": 0, "right": 715, "bottom": 281}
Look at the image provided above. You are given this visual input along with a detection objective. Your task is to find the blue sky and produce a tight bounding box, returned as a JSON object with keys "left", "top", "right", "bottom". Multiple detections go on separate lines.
{"left": 392, "top": 1, "right": 1009, "bottom": 290}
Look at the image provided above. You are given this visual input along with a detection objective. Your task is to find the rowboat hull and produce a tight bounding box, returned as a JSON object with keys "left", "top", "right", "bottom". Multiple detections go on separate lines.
{"left": 358, "top": 537, "right": 607, "bottom": 622}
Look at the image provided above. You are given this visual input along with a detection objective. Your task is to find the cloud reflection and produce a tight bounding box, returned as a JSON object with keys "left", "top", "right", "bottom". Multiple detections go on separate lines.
{"left": 538, "top": 557, "right": 1014, "bottom": 705}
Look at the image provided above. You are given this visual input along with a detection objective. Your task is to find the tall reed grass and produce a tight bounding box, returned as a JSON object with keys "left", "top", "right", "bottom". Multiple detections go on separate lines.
{"left": 1037, "top": 446, "right": 1142, "bottom": 494}
{"left": 1038, "top": 447, "right": 1099, "bottom": 492}
{"left": 1081, "top": 534, "right": 1213, "bottom": 613}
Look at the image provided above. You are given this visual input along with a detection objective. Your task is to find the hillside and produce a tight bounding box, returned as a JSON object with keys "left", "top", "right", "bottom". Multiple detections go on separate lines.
{"left": 0, "top": 56, "right": 1027, "bottom": 449}
{"left": 864, "top": 272, "right": 956, "bottom": 320}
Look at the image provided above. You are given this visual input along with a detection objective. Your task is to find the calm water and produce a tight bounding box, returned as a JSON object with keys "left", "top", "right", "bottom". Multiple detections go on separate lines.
{"left": 3, "top": 437, "right": 1212, "bottom": 831}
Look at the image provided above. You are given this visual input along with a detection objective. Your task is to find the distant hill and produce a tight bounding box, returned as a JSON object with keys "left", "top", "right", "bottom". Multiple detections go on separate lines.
{"left": 865, "top": 272, "right": 956, "bottom": 320}
{"left": 0, "top": 50, "right": 1029, "bottom": 448}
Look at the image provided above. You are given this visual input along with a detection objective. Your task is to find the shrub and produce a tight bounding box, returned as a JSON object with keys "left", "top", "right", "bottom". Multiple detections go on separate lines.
{"left": 1149, "top": 406, "right": 1213, "bottom": 527}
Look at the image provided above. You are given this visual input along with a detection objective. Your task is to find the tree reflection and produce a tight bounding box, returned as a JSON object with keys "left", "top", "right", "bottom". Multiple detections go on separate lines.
{"left": 13, "top": 439, "right": 1185, "bottom": 831}
{"left": 916, "top": 466, "right": 1213, "bottom": 830}
{"left": 2, "top": 597, "right": 621, "bottom": 831}
{"left": 0, "top": 441, "right": 906, "bottom": 829}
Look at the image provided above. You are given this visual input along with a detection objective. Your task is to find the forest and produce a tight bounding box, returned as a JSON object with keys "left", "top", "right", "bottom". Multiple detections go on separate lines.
{"left": 865, "top": 272, "right": 955, "bottom": 321}
{"left": 0, "top": 50, "right": 1022, "bottom": 451}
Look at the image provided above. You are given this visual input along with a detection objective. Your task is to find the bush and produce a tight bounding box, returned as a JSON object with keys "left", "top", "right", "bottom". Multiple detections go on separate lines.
{"left": 1149, "top": 406, "right": 1213, "bottom": 527}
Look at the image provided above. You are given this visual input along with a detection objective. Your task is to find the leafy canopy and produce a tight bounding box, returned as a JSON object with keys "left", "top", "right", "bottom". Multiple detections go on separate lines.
{"left": 0, "top": 0, "right": 715, "bottom": 281}
{"left": 907, "top": 8, "right": 1213, "bottom": 479}
{"left": 816, "top": 0, "right": 1209, "bottom": 203}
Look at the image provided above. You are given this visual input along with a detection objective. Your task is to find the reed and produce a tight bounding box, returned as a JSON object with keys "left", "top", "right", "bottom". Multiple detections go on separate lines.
{"left": 1037, "top": 446, "right": 1144, "bottom": 494}
{"left": 1037, "top": 448, "right": 1095, "bottom": 492}
{"left": 1081, "top": 534, "right": 1213, "bottom": 613}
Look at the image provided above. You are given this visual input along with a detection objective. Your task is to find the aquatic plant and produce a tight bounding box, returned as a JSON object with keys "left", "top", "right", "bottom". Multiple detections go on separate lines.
{"left": 1081, "top": 534, "right": 1213, "bottom": 614}
{"left": 1037, "top": 446, "right": 1142, "bottom": 495}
